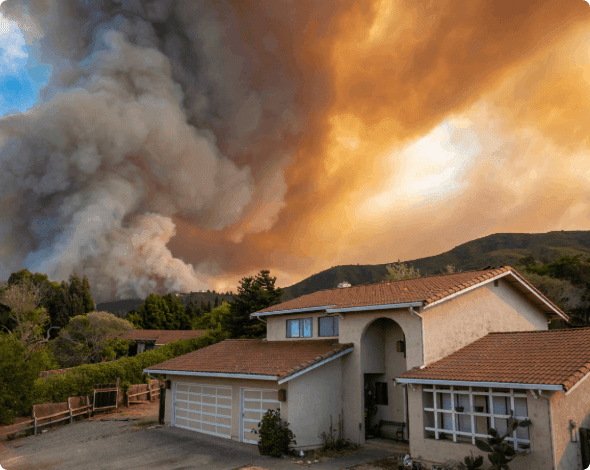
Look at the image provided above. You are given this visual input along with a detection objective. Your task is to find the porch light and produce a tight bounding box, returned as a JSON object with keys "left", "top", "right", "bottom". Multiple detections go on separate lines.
{"left": 278, "top": 389, "right": 287, "bottom": 402}
{"left": 397, "top": 340, "right": 405, "bottom": 353}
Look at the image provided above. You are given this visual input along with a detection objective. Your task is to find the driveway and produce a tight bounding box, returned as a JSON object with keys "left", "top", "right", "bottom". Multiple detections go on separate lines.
{"left": 0, "top": 418, "right": 401, "bottom": 470}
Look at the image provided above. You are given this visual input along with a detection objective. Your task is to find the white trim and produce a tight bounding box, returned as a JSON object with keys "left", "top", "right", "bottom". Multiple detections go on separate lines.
{"left": 326, "top": 302, "right": 423, "bottom": 313}
{"left": 395, "top": 377, "right": 564, "bottom": 391}
{"left": 422, "top": 271, "right": 567, "bottom": 320}
{"left": 146, "top": 369, "right": 277, "bottom": 381}
{"left": 277, "top": 348, "right": 354, "bottom": 384}
{"left": 250, "top": 305, "right": 336, "bottom": 318}
{"left": 564, "top": 369, "right": 590, "bottom": 396}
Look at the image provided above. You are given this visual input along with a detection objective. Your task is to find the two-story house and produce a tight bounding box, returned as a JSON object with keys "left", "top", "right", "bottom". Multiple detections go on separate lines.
{"left": 144, "top": 267, "right": 590, "bottom": 469}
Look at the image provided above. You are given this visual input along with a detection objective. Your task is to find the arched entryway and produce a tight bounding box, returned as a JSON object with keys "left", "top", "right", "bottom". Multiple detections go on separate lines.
{"left": 361, "top": 317, "right": 408, "bottom": 439}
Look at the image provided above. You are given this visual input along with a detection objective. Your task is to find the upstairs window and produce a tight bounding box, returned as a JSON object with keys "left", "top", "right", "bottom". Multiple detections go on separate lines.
{"left": 287, "top": 318, "right": 312, "bottom": 338}
{"left": 319, "top": 316, "right": 339, "bottom": 337}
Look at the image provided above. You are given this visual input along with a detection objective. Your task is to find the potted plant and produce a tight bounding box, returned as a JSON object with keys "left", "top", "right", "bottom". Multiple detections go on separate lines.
{"left": 455, "top": 406, "right": 465, "bottom": 412}
{"left": 474, "top": 406, "right": 484, "bottom": 412}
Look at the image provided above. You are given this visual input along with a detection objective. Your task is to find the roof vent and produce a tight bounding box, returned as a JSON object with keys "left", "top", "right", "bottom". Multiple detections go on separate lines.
{"left": 338, "top": 281, "right": 351, "bottom": 288}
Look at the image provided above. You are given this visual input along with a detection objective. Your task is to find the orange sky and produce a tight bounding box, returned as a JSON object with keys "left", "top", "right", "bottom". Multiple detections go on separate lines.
{"left": 163, "top": 0, "right": 590, "bottom": 291}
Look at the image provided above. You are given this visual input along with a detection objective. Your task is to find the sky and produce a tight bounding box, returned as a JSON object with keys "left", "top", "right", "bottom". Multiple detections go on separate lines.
{"left": 1, "top": 0, "right": 590, "bottom": 301}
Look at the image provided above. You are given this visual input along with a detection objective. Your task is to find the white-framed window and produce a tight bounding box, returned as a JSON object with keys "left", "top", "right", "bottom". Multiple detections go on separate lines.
{"left": 422, "top": 385, "right": 530, "bottom": 450}
{"left": 318, "top": 316, "right": 339, "bottom": 337}
{"left": 287, "top": 318, "right": 312, "bottom": 338}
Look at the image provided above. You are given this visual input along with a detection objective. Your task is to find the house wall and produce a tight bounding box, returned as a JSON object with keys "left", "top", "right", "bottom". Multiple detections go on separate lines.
{"left": 406, "top": 385, "right": 554, "bottom": 470}
{"left": 163, "top": 375, "right": 284, "bottom": 442}
{"left": 286, "top": 357, "right": 343, "bottom": 449}
{"left": 550, "top": 375, "right": 590, "bottom": 470}
{"left": 266, "top": 311, "right": 340, "bottom": 341}
{"left": 422, "top": 278, "right": 548, "bottom": 364}
{"left": 339, "top": 309, "right": 422, "bottom": 446}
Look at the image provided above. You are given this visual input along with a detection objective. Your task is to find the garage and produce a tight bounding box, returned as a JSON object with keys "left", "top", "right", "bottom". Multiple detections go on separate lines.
{"left": 173, "top": 383, "right": 232, "bottom": 439}
{"left": 240, "top": 388, "right": 281, "bottom": 444}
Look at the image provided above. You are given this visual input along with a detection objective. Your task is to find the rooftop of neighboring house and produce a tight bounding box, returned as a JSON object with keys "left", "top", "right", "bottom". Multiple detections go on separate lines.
{"left": 252, "top": 266, "right": 567, "bottom": 320}
{"left": 145, "top": 339, "right": 354, "bottom": 381}
{"left": 397, "top": 328, "right": 590, "bottom": 392}
{"left": 123, "top": 329, "right": 208, "bottom": 345}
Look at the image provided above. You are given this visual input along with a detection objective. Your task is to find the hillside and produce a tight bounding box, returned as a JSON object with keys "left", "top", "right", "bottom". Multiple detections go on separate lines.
{"left": 281, "top": 230, "right": 590, "bottom": 300}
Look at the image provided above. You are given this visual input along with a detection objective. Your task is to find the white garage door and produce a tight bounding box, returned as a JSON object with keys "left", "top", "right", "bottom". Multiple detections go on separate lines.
{"left": 174, "top": 383, "right": 232, "bottom": 438}
{"left": 241, "top": 389, "right": 281, "bottom": 444}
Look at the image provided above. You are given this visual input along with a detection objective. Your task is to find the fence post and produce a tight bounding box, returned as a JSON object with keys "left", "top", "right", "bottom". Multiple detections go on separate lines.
{"left": 67, "top": 399, "right": 73, "bottom": 424}
{"left": 148, "top": 383, "right": 152, "bottom": 402}
{"left": 86, "top": 396, "right": 91, "bottom": 418}
{"left": 33, "top": 414, "right": 37, "bottom": 435}
{"left": 159, "top": 385, "right": 165, "bottom": 425}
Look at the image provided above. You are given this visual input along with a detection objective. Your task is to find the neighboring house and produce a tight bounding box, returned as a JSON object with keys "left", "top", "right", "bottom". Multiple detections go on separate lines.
{"left": 125, "top": 330, "right": 207, "bottom": 355}
{"left": 144, "top": 266, "right": 583, "bottom": 468}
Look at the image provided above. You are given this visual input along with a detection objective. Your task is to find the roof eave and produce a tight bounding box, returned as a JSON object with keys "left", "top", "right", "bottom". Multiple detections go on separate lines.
{"left": 394, "top": 377, "right": 564, "bottom": 391}
{"left": 143, "top": 369, "right": 278, "bottom": 381}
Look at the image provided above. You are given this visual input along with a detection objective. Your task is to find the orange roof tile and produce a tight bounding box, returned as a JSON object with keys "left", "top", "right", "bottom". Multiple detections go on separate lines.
{"left": 145, "top": 339, "right": 353, "bottom": 380}
{"left": 397, "top": 328, "right": 590, "bottom": 391}
{"left": 123, "top": 330, "right": 207, "bottom": 345}
{"left": 254, "top": 267, "right": 567, "bottom": 320}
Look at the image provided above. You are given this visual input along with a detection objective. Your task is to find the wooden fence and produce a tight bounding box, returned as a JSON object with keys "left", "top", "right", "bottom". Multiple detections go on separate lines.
{"left": 0, "top": 396, "right": 91, "bottom": 438}
{"left": 126, "top": 379, "right": 162, "bottom": 405}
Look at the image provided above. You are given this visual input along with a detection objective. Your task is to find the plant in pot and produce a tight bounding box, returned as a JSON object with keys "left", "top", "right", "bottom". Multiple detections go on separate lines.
{"left": 474, "top": 406, "right": 484, "bottom": 412}
{"left": 455, "top": 406, "right": 464, "bottom": 412}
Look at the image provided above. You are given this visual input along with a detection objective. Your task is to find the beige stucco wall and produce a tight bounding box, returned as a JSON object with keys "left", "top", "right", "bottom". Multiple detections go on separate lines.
{"left": 550, "top": 376, "right": 590, "bottom": 470}
{"left": 422, "top": 278, "right": 548, "bottom": 364}
{"left": 266, "top": 311, "right": 340, "bottom": 341}
{"left": 164, "top": 375, "right": 284, "bottom": 442}
{"left": 287, "top": 356, "right": 343, "bottom": 449}
{"left": 406, "top": 385, "right": 554, "bottom": 470}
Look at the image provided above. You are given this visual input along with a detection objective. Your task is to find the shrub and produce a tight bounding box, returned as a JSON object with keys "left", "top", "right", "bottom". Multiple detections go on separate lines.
{"left": 31, "top": 328, "right": 229, "bottom": 405}
{"left": 319, "top": 414, "right": 352, "bottom": 451}
{"left": 254, "top": 408, "right": 297, "bottom": 458}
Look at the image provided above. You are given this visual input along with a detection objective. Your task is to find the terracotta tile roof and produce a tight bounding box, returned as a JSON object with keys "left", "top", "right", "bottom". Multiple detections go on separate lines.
{"left": 254, "top": 266, "right": 566, "bottom": 320}
{"left": 123, "top": 330, "right": 207, "bottom": 345}
{"left": 145, "top": 339, "right": 354, "bottom": 380}
{"left": 397, "top": 328, "right": 590, "bottom": 391}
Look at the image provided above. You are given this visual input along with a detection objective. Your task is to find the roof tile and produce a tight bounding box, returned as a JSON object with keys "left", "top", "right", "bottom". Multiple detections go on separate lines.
{"left": 145, "top": 339, "right": 353, "bottom": 380}
{"left": 398, "top": 328, "right": 590, "bottom": 391}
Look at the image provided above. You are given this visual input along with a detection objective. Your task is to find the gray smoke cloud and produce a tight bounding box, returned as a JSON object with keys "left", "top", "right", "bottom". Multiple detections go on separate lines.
{"left": 0, "top": 0, "right": 298, "bottom": 301}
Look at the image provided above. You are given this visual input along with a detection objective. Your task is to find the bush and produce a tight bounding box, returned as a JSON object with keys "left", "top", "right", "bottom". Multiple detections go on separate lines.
{"left": 0, "top": 336, "right": 58, "bottom": 424}
{"left": 254, "top": 409, "right": 297, "bottom": 458}
{"left": 31, "top": 328, "right": 229, "bottom": 405}
{"left": 319, "top": 414, "right": 352, "bottom": 451}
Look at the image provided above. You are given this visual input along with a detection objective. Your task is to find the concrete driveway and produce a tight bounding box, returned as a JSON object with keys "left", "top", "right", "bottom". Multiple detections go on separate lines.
{"left": 0, "top": 419, "right": 400, "bottom": 470}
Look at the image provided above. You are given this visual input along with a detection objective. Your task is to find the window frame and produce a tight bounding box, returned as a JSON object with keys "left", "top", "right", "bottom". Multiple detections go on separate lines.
{"left": 286, "top": 318, "right": 313, "bottom": 338}
{"left": 318, "top": 316, "right": 339, "bottom": 337}
{"left": 422, "top": 385, "right": 530, "bottom": 450}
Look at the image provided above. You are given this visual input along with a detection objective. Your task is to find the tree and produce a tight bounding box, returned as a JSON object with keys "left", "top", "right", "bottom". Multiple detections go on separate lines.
{"left": 214, "top": 296, "right": 219, "bottom": 308}
{"left": 0, "top": 282, "right": 54, "bottom": 360}
{"left": 126, "top": 294, "right": 191, "bottom": 330}
{"left": 386, "top": 261, "right": 421, "bottom": 281}
{"left": 225, "top": 270, "right": 283, "bottom": 339}
{"left": 193, "top": 302, "right": 232, "bottom": 330}
{"left": 52, "top": 311, "right": 134, "bottom": 367}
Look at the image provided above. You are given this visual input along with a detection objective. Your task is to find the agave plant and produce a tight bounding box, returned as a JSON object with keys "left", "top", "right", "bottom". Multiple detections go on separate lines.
{"left": 474, "top": 411, "right": 532, "bottom": 470}
{"left": 456, "top": 452, "right": 484, "bottom": 470}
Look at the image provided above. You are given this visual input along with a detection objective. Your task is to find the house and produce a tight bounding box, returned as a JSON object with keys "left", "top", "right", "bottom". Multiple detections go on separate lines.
{"left": 125, "top": 330, "right": 207, "bottom": 355}
{"left": 144, "top": 266, "right": 586, "bottom": 468}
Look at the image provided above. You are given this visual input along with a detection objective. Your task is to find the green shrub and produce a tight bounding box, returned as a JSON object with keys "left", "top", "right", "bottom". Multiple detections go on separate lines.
{"left": 31, "top": 328, "right": 229, "bottom": 405}
{"left": 254, "top": 409, "right": 297, "bottom": 458}
{"left": 319, "top": 414, "right": 352, "bottom": 451}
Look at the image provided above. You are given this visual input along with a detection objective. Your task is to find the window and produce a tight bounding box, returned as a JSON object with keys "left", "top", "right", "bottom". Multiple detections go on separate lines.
{"left": 287, "top": 318, "right": 312, "bottom": 338}
{"left": 318, "top": 316, "right": 339, "bottom": 337}
{"left": 422, "top": 386, "right": 530, "bottom": 450}
{"left": 375, "top": 382, "right": 388, "bottom": 405}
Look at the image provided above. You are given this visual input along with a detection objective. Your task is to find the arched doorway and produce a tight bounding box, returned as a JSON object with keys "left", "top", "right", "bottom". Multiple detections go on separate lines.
{"left": 361, "top": 317, "right": 407, "bottom": 438}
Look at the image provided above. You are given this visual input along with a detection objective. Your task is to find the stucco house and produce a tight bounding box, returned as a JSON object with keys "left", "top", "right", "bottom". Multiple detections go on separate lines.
{"left": 125, "top": 329, "right": 207, "bottom": 354}
{"left": 144, "top": 266, "right": 590, "bottom": 469}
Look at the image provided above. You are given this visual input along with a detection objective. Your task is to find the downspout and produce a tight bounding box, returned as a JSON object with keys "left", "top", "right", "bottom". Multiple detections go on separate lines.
{"left": 539, "top": 390, "right": 556, "bottom": 469}
{"left": 409, "top": 307, "right": 425, "bottom": 366}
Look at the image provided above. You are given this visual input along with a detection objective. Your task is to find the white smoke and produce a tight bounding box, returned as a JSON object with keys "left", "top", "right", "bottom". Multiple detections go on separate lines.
{"left": 0, "top": 0, "right": 298, "bottom": 301}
